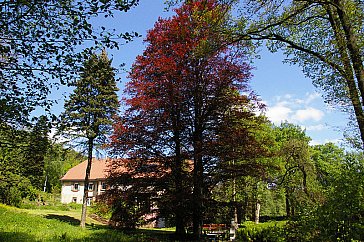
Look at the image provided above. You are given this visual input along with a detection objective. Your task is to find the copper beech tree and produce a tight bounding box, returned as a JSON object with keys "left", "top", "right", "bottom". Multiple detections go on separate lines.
{"left": 110, "top": 0, "right": 262, "bottom": 239}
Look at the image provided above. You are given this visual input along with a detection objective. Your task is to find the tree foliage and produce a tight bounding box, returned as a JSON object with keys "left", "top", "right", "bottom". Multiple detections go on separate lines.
{"left": 273, "top": 123, "right": 317, "bottom": 217}
{"left": 0, "top": 116, "right": 51, "bottom": 206}
{"left": 234, "top": 0, "right": 364, "bottom": 148}
{"left": 109, "top": 0, "right": 263, "bottom": 239}
{"left": 60, "top": 50, "right": 119, "bottom": 228}
{"left": 0, "top": 0, "right": 138, "bottom": 126}
{"left": 43, "top": 143, "right": 86, "bottom": 194}
{"left": 287, "top": 149, "right": 364, "bottom": 241}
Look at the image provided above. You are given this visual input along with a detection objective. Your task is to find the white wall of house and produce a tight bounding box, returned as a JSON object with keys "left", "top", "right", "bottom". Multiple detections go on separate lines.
{"left": 61, "top": 180, "right": 106, "bottom": 204}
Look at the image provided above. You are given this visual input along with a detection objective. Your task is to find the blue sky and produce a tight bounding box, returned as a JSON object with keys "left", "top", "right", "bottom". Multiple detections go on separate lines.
{"left": 252, "top": 49, "right": 348, "bottom": 146}
{"left": 50, "top": 0, "right": 350, "bottom": 146}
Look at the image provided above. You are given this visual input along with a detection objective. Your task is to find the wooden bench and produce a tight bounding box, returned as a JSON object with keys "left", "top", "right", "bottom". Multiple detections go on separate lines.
{"left": 202, "top": 224, "right": 228, "bottom": 241}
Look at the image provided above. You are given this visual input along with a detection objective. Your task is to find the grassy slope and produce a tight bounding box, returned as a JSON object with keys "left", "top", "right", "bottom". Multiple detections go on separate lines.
{"left": 0, "top": 204, "right": 171, "bottom": 241}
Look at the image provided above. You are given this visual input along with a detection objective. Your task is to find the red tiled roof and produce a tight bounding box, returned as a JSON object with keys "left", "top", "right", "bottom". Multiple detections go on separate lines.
{"left": 61, "top": 158, "right": 118, "bottom": 181}
{"left": 61, "top": 158, "right": 193, "bottom": 181}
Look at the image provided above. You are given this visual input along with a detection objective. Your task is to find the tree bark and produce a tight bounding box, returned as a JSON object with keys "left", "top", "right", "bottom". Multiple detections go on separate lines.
{"left": 254, "top": 201, "right": 260, "bottom": 224}
{"left": 80, "top": 138, "right": 94, "bottom": 228}
{"left": 326, "top": 2, "right": 364, "bottom": 148}
{"left": 192, "top": 77, "right": 204, "bottom": 240}
{"left": 192, "top": 137, "right": 203, "bottom": 240}
{"left": 172, "top": 111, "right": 186, "bottom": 239}
{"left": 285, "top": 189, "right": 291, "bottom": 217}
{"left": 240, "top": 1, "right": 364, "bottom": 148}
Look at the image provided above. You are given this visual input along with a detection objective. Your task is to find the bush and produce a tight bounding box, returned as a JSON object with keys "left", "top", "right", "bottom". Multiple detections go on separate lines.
{"left": 236, "top": 221, "right": 286, "bottom": 242}
{"left": 0, "top": 172, "right": 36, "bottom": 207}
{"left": 20, "top": 191, "right": 83, "bottom": 211}
{"left": 109, "top": 198, "right": 142, "bottom": 229}
{"left": 90, "top": 201, "right": 112, "bottom": 220}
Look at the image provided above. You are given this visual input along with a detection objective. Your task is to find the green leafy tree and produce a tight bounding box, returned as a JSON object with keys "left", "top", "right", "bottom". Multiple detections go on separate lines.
{"left": 310, "top": 142, "right": 345, "bottom": 196}
{"left": 60, "top": 50, "right": 119, "bottom": 228}
{"left": 290, "top": 148, "right": 364, "bottom": 241}
{"left": 211, "top": 115, "right": 278, "bottom": 224}
{"left": 313, "top": 152, "right": 364, "bottom": 241}
{"left": 43, "top": 143, "right": 85, "bottom": 193}
{"left": 274, "top": 122, "right": 316, "bottom": 217}
{"left": 234, "top": 0, "right": 364, "bottom": 148}
{"left": 0, "top": 121, "right": 43, "bottom": 206}
{"left": 0, "top": 0, "right": 138, "bottom": 127}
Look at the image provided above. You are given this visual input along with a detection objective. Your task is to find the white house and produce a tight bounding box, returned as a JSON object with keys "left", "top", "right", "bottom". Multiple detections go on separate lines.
{"left": 60, "top": 157, "right": 190, "bottom": 228}
{"left": 60, "top": 158, "right": 112, "bottom": 205}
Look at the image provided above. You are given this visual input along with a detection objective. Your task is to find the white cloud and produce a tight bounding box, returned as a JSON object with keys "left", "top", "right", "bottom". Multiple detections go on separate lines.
{"left": 309, "top": 138, "right": 342, "bottom": 146}
{"left": 305, "top": 92, "right": 321, "bottom": 104}
{"left": 304, "top": 124, "right": 326, "bottom": 131}
{"left": 260, "top": 92, "right": 345, "bottom": 146}
{"left": 266, "top": 105, "right": 292, "bottom": 124}
{"left": 264, "top": 92, "right": 326, "bottom": 124}
{"left": 292, "top": 107, "right": 324, "bottom": 122}
{"left": 292, "top": 92, "right": 320, "bottom": 105}
{"left": 49, "top": 127, "right": 73, "bottom": 144}
{"left": 309, "top": 140, "right": 321, "bottom": 146}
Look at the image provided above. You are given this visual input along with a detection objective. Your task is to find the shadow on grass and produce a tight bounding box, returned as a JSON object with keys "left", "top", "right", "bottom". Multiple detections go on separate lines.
{"left": 123, "top": 228, "right": 177, "bottom": 241}
{"left": 0, "top": 232, "right": 36, "bottom": 242}
{"left": 45, "top": 214, "right": 80, "bottom": 226}
{"left": 43, "top": 214, "right": 180, "bottom": 241}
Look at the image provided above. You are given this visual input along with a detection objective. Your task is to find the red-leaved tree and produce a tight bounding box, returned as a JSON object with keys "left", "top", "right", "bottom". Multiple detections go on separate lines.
{"left": 109, "top": 0, "right": 262, "bottom": 239}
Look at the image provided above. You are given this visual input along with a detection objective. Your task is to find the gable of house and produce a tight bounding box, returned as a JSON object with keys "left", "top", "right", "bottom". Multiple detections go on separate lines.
{"left": 60, "top": 158, "right": 113, "bottom": 204}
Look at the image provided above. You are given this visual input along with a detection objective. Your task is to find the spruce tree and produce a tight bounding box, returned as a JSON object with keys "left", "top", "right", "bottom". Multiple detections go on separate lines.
{"left": 60, "top": 50, "right": 119, "bottom": 228}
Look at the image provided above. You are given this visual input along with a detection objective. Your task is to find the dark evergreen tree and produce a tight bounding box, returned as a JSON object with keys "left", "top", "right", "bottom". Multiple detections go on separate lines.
{"left": 24, "top": 116, "right": 50, "bottom": 189}
{"left": 60, "top": 49, "right": 119, "bottom": 228}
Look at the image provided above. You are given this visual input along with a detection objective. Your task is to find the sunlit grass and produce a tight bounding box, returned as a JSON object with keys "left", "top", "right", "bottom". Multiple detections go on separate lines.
{"left": 0, "top": 203, "right": 158, "bottom": 241}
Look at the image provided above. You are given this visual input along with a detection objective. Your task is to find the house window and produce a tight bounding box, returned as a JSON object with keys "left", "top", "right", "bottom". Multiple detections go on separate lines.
{"left": 101, "top": 182, "right": 107, "bottom": 190}
{"left": 86, "top": 197, "right": 92, "bottom": 206}
{"left": 72, "top": 197, "right": 77, "bottom": 203}
{"left": 87, "top": 183, "right": 94, "bottom": 191}
{"left": 72, "top": 183, "right": 79, "bottom": 191}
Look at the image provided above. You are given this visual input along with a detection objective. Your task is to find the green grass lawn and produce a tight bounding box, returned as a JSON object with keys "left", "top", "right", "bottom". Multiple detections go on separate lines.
{"left": 0, "top": 204, "right": 173, "bottom": 241}
{"left": 0, "top": 202, "right": 289, "bottom": 241}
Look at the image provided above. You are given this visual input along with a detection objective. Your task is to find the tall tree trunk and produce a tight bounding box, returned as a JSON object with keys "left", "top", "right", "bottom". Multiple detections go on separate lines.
{"left": 192, "top": 137, "right": 203, "bottom": 240}
{"left": 80, "top": 138, "right": 94, "bottom": 228}
{"left": 254, "top": 201, "right": 260, "bottom": 224}
{"left": 285, "top": 189, "right": 291, "bottom": 217}
{"left": 300, "top": 166, "right": 309, "bottom": 196}
{"left": 326, "top": 3, "right": 364, "bottom": 148}
{"left": 192, "top": 79, "right": 204, "bottom": 240}
{"left": 253, "top": 182, "right": 260, "bottom": 224}
{"left": 173, "top": 113, "right": 186, "bottom": 239}
{"left": 232, "top": 162, "right": 238, "bottom": 224}
{"left": 192, "top": 110, "right": 204, "bottom": 240}
{"left": 334, "top": 0, "right": 364, "bottom": 100}
{"left": 335, "top": 0, "right": 364, "bottom": 148}
{"left": 174, "top": 159, "right": 186, "bottom": 238}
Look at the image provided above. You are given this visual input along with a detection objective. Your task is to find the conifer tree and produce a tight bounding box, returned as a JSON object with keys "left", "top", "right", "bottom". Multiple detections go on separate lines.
{"left": 60, "top": 50, "right": 119, "bottom": 228}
